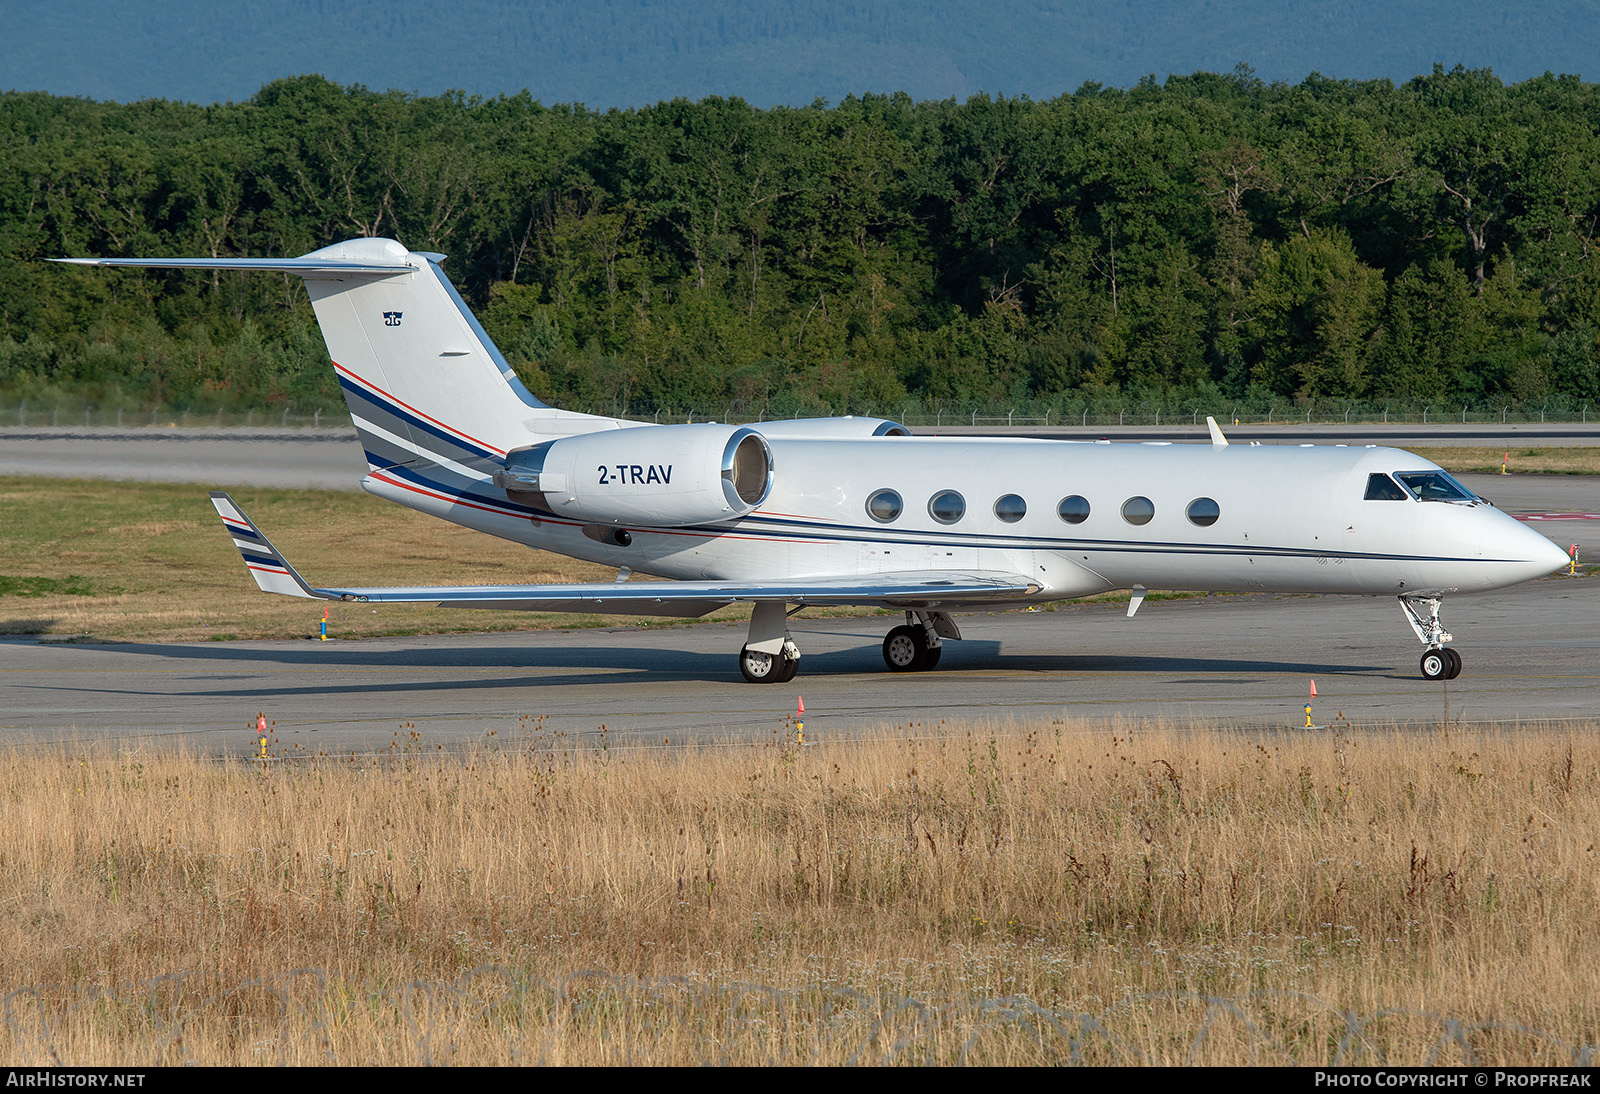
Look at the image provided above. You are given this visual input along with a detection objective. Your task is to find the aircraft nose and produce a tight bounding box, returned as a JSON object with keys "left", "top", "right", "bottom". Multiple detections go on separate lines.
{"left": 1532, "top": 526, "right": 1575, "bottom": 573}
{"left": 1485, "top": 509, "right": 1572, "bottom": 582}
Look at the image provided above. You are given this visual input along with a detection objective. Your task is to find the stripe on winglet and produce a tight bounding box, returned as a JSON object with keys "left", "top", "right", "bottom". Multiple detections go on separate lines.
{"left": 208, "top": 492, "right": 322, "bottom": 599}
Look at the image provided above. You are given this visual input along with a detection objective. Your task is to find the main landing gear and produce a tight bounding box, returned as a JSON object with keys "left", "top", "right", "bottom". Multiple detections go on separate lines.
{"left": 1401, "top": 595, "right": 1462, "bottom": 680}
{"left": 882, "top": 611, "right": 957, "bottom": 673}
{"left": 735, "top": 604, "right": 961, "bottom": 682}
{"left": 738, "top": 601, "right": 801, "bottom": 683}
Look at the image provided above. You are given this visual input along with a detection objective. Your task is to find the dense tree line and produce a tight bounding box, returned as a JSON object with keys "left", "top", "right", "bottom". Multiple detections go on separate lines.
{"left": 3, "top": 66, "right": 1600, "bottom": 419}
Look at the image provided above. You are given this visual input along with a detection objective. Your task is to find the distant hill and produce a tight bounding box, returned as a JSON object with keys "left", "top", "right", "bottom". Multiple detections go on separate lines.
{"left": 1, "top": 0, "right": 1596, "bottom": 107}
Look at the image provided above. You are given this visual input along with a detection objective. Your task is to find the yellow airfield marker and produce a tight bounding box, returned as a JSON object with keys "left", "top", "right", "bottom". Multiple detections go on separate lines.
{"left": 795, "top": 695, "right": 806, "bottom": 746}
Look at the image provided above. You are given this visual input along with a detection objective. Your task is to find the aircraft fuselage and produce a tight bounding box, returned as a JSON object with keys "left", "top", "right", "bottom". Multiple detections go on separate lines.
{"left": 362, "top": 435, "right": 1562, "bottom": 604}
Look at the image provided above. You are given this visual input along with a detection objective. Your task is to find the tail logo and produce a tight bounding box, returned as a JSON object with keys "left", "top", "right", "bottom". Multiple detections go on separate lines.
{"left": 382, "top": 311, "right": 403, "bottom": 326}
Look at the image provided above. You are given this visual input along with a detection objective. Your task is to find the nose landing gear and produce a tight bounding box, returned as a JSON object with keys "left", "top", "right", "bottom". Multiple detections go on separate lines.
{"left": 1401, "top": 596, "right": 1462, "bottom": 680}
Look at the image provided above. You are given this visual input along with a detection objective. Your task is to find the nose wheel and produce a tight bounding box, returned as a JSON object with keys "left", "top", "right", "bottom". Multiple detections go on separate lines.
{"left": 1401, "top": 596, "right": 1465, "bottom": 680}
{"left": 1420, "top": 646, "right": 1462, "bottom": 681}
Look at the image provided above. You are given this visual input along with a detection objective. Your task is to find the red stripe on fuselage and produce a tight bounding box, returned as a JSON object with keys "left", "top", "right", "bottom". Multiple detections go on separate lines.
{"left": 369, "top": 471, "right": 822, "bottom": 546}
{"left": 334, "top": 361, "right": 506, "bottom": 457}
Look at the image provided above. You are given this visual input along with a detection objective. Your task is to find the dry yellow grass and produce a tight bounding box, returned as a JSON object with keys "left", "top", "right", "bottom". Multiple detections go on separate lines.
{"left": 2, "top": 720, "right": 1596, "bottom": 1065}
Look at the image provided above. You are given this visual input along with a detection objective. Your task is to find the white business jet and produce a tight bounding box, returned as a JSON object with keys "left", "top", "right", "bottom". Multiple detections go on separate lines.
{"left": 58, "top": 238, "right": 1570, "bottom": 683}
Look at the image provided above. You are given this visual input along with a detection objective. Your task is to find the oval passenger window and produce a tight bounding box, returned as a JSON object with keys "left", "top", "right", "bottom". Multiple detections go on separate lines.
{"left": 1122, "top": 496, "right": 1155, "bottom": 526}
{"left": 866, "top": 489, "right": 903, "bottom": 523}
{"left": 1186, "top": 497, "right": 1220, "bottom": 527}
{"left": 1058, "top": 495, "right": 1090, "bottom": 524}
{"left": 994, "top": 494, "right": 1026, "bottom": 523}
{"left": 928, "top": 490, "right": 966, "bottom": 524}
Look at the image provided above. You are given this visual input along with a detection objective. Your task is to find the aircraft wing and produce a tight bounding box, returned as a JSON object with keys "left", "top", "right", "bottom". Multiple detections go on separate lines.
{"left": 210, "top": 492, "right": 1040, "bottom": 616}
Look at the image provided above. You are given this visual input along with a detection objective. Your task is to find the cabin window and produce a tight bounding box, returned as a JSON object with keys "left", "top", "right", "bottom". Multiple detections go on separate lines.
{"left": 1122, "top": 496, "right": 1155, "bottom": 526}
{"left": 1395, "top": 471, "right": 1477, "bottom": 502}
{"left": 1186, "top": 497, "right": 1220, "bottom": 527}
{"left": 1057, "top": 495, "right": 1090, "bottom": 524}
{"left": 1364, "top": 473, "right": 1408, "bottom": 501}
{"left": 866, "top": 489, "right": 903, "bottom": 523}
{"left": 928, "top": 490, "right": 966, "bottom": 524}
{"left": 994, "top": 494, "right": 1027, "bottom": 523}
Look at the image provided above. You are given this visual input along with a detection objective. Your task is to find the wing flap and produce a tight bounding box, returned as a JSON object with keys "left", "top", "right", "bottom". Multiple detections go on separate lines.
{"left": 327, "top": 571, "right": 1040, "bottom": 613}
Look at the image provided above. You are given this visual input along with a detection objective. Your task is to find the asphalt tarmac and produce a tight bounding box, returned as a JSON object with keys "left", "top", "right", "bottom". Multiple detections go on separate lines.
{"left": 4, "top": 570, "right": 1595, "bottom": 754}
{"left": 2, "top": 426, "right": 1595, "bottom": 751}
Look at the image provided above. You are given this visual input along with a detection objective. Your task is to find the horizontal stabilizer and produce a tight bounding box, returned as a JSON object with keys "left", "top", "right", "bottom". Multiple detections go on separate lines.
{"left": 208, "top": 493, "right": 1039, "bottom": 616}
{"left": 53, "top": 256, "right": 414, "bottom": 279}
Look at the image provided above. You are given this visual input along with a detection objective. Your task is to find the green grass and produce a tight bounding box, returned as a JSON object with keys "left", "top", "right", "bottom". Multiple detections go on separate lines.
{"left": 0, "top": 574, "right": 97, "bottom": 597}
{"left": 0, "top": 476, "right": 877, "bottom": 642}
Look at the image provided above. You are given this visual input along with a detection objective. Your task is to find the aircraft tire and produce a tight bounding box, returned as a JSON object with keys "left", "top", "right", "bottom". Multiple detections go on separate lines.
{"left": 883, "top": 625, "right": 927, "bottom": 672}
{"left": 739, "top": 645, "right": 784, "bottom": 683}
{"left": 1420, "top": 649, "right": 1449, "bottom": 681}
{"left": 1443, "top": 647, "right": 1462, "bottom": 679}
{"left": 923, "top": 645, "right": 942, "bottom": 670}
{"left": 775, "top": 654, "right": 800, "bottom": 683}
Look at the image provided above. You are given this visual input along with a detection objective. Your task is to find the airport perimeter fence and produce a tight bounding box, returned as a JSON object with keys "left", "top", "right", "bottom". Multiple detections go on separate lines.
{"left": 4, "top": 968, "right": 1595, "bottom": 1066}
{"left": 0, "top": 397, "right": 1595, "bottom": 433}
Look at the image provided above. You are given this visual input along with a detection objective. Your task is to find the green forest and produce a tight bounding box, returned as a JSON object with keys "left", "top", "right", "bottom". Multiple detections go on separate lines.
{"left": 4, "top": 66, "right": 1600, "bottom": 422}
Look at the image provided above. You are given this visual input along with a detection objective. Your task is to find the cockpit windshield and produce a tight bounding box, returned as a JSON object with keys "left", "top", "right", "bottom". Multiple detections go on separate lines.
{"left": 1395, "top": 470, "right": 1478, "bottom": 503}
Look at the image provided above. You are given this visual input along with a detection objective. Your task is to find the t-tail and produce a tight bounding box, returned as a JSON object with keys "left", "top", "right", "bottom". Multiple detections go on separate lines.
{"left": 55, "top": 238, "right": 624, "bottom": 475}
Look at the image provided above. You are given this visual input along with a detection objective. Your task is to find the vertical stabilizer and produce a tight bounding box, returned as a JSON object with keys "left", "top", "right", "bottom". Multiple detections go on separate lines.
{"left": 297, "top": 238, "right": 545, "bottom": 470}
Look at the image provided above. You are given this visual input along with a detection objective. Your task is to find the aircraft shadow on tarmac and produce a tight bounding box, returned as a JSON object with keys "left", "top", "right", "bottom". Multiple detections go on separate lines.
{"left": 35, "top": 639, "right": 1389, "bottom": 700}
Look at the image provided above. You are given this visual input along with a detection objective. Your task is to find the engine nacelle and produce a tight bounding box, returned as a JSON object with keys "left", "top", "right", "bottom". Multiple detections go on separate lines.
{"left": 748, "top": 416, "right": 909, "bottom": 438}
{"left": 495, "top": 423, "right": 773, "bottom": 527}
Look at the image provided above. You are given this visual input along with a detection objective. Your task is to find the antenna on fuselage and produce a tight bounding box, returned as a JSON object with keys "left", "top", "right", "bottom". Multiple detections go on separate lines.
{"left": 1206, "top": 416, "right": 1230, "bottom": 448}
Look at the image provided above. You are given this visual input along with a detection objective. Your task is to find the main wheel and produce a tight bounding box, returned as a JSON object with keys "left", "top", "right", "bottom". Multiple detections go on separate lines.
{"left": 740, "top": 645, "right": 783, "bottom": 683}
{"left": 1443, "top": 646, "right": 1462, "bottom": 679}
{"left": 882, "top": 625, "right": 927, "bottom": 672}
{"left": 923, "top": 645, "right": 942, "bottom": 670}
{"left": 1420, "top": 649, "right": 1449, "bottom": 680}
{"left": 775, "top": 653, "right": 800, "bottom": 683}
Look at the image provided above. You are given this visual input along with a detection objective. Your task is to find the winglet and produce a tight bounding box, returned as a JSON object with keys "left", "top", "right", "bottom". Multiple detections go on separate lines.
{"left": 1206, "top": 416, "right": 1230, "bottom": 447}
{"left": 209, "top": 492, "right": 331, "bottom": 600}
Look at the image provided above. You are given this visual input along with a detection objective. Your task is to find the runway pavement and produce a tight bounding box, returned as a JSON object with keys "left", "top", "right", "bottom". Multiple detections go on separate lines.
{"left": 2, "top": 422, "right": 1597, "bottom": 492}
{"left": 2, "top": 425, "right": 1595, "bottom": 751}
{"left": 0, "top": 426, "right": 369, "bottom": 489}
{"left": 3, "top": 571, "right": 1595, "bottom": 753}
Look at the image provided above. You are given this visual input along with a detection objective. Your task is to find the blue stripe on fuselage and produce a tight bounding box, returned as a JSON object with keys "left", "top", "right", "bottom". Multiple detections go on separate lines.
{"left": 377, "top": 460, "right": 1497, "bottom": 567}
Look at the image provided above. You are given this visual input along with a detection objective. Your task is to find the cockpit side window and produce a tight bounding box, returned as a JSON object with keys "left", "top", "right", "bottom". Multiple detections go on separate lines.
{"left": 1395, "top": 470, "right": 1477, "bottom": 503}
{"left": 1364, "top": 473, "right": 1408, "bottom": 501}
